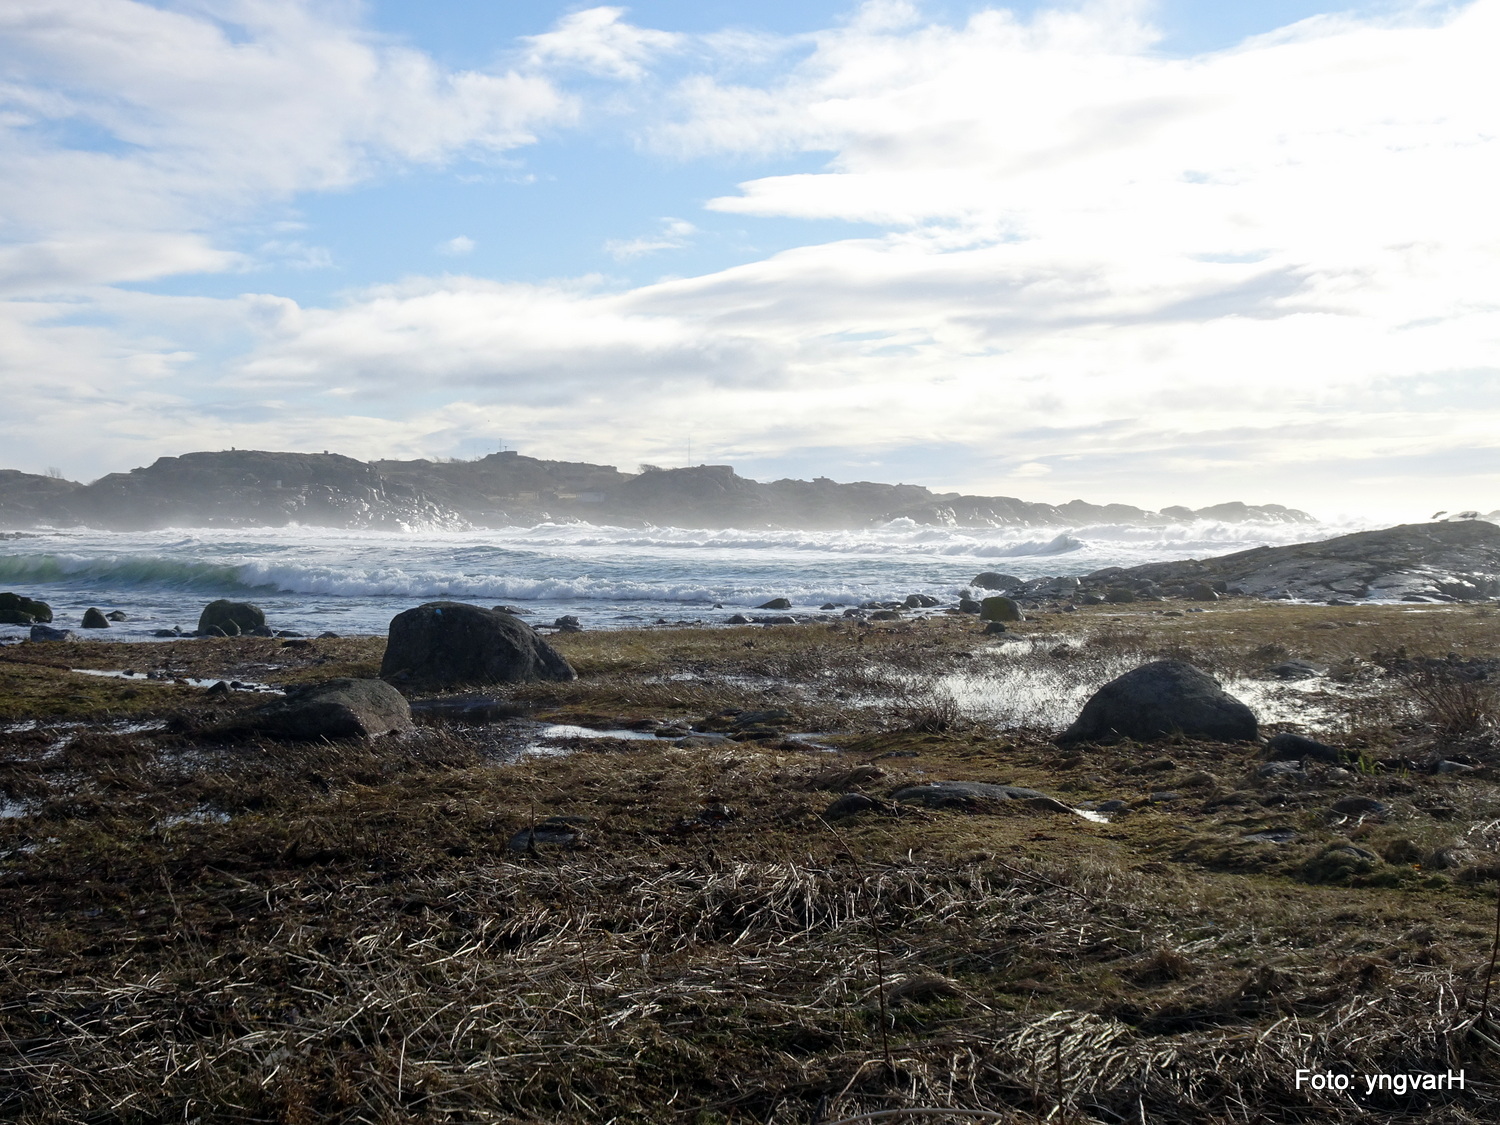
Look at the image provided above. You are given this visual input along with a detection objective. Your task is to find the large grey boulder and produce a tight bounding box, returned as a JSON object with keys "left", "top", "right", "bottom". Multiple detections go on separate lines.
{"left": 979, "top": 596, "right": 1023, "bottom": 622}
{"left": 81, "top": 608, "right": 110, "bottom": 629}
{"left": 1058, "top": 660, "right": 1258, "bottom": 745}
{"left": 241, "top": 678, "right": 412, "bottom": 741}
{"left": 0, "top": 592, "right": 52, "bottom": 624}
{"left": 29, "top": 623, "right": 74, "bottom": 642}
{"left": 198, "top": 600, "right": 266, "bottom": 635}
{"left": 380, "top": 601, "right": 576, "bottom": 689}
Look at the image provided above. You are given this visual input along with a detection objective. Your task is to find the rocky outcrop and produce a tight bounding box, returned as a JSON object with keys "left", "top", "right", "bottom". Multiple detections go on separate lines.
{"left": 0, "top": 470, "right": 82, "bottom": 528}
{"left": 198, "top": 600, "right": 266, "bottom": 636}
{"left": 1087, "top": 520, "right": 1500, "bottom": 603}
{"left": 0, "top": 447, "right": 1315, "bottom": 532}
{"left": 68, "top": 451, "right": 458, "bottom": 531}
{"left": 1058, "top": 660, "right": 1258, "bottom": 745}
{"left": 0, "top": 592, "right": 52, "bottom": 624}
{"left": 237, "top": 679, "right": 413, "bottom": 741}
{"left": 380, "top": 602, "right": 577, "bottom": 689}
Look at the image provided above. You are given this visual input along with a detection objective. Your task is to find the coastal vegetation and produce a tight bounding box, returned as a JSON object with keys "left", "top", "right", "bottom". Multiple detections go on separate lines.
{"left": 3, "top": 601, "right": 1499, "bottom": 1122}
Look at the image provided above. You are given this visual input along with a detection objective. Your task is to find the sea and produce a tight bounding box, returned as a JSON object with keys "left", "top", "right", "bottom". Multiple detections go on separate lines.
{"left": 0, "top": 517, "right": 1372, "bottom": 641}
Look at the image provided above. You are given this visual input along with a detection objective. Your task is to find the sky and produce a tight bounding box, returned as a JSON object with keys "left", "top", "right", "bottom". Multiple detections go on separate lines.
{"left": 1, "top": 0, "right": 1496, "bottom": 521}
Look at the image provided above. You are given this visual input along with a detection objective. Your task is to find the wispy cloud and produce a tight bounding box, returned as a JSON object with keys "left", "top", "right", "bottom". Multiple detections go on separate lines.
{"left": 603, "top": 219, "right": 696, "bottom": 260}
{"left": 437, "top": 236, "right": 477, "bottom": 257}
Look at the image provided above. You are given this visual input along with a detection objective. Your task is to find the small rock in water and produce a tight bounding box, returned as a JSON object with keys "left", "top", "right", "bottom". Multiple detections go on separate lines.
{"left": 756, "top": 597, "right": 792, "bottom": 610}
{"left": 409, "top": 695, "right": 536, "bottom": 723}
{"left": 726, "top": 614, "right": 750, "bottom": 625}
{"left": 105, "top": 610, "right": 128, "bottom": 621}
{"left": 153, "top": 628, "right": 178, "bottom": 638}
{"left": 553, "top": 615, "right": 583, "bottom": 632}
{"left": 318, "top": 631, "right": 340, "bottom": 639}
{"left": 29, "top": 624, "right": 75, "bottom": 642}
{"left": 81, "top": 608, "right": 110, "bottom": 629}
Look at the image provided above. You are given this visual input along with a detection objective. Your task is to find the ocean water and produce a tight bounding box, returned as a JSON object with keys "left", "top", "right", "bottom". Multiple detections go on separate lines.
{"left": 0, "top": 517, "right": 1367, "bottom": 641}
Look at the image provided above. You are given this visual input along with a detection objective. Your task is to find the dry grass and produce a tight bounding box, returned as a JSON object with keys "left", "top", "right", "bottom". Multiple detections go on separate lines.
{"left": 4, "top": 602, "right": 1500, "bottom": 1121}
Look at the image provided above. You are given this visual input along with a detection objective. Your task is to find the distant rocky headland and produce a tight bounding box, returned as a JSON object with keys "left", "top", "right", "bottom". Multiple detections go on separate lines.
{"left": 0, "top": 449, "right": 1314, "bottom": 532}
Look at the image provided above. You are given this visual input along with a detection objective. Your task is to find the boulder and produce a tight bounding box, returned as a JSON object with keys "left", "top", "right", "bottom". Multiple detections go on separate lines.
{"left": 1264, "top": 732, "right": 1346, "bottom": 764}
{"left": 891, "top": 781, "right": 1074, "bottom": 814}
{"left": 552, "top": 614, "right": 583, "bottom": 632}
{"left": 1186, "top": 583, "right": 1219, "bottom": 601}
{"left": 957, "top": 595, "right": 982, "bottom": 614}
{"left": 81, "top": 608, "right": 110, "bottom": 629}
{"left": 979, "top": 596, "right": 1023, "bottom": 623}
{"left": 0, "top": 592, "right": 52, "bottom": 625}
{"left": 105, "top": 610, "right": 128, "bottom": 621}
{"left": 380, "top": 601, "right": 576, "bottom": 689}
{"left": 29, "top": 623, "right": 74, "bottom": 642}
{"left": 756, "top": 597, "right": 792, "bottom": 610}
{"left": 240, "top": 678, "right": 412, "bottom": 741}
{"left": 904, "top": 593, "right": 940, "bottom": 608}
{"left": 971, "top": 572, "right": 1021, "bottom": 591}
{"left": 198, "top": 600, "right": 265, "bottom": 635}
{"left": 1057, "top": 660, "right": 1258, "bottom": 745}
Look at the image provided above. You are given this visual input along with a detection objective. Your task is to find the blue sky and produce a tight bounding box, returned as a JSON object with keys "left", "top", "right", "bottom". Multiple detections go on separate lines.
{"left": 1, "top": 0, "right": 1495, "bottom": 519}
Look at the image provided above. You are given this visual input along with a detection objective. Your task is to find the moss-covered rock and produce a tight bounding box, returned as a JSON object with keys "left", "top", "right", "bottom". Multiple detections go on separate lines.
{"left": 0, "top": 591, "right": 52, "bottom": 624}
{"left": 197, "top": 599, "right": 265, "bottom": 635}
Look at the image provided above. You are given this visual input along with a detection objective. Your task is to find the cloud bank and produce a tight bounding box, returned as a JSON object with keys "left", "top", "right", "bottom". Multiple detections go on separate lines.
{"left": 2, "top": 0, "right": 1499, "bottom": 518}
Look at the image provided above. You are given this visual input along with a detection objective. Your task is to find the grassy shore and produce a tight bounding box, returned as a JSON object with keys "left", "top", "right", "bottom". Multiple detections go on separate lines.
{"left": 3, "top": 602, "right": 1500, "bottom": 1123}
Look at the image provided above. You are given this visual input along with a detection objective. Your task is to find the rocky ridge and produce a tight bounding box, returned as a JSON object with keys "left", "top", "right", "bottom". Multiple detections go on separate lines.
{"left": 0, "top": 448, "right": 1312, "bottom": 531}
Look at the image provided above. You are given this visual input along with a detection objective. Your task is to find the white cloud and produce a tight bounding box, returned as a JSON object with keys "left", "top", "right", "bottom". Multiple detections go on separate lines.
{"left": 603, "top": 218, "right": 696, "bottom": 260}
{"left": 437, "top": 236, "right": 477, "bottom": 256}
{"left": 0, "top": 0, "right": 571, "bottom": 289}
{"left": 523, "top": 7, "right": 682, "bottom": 80}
